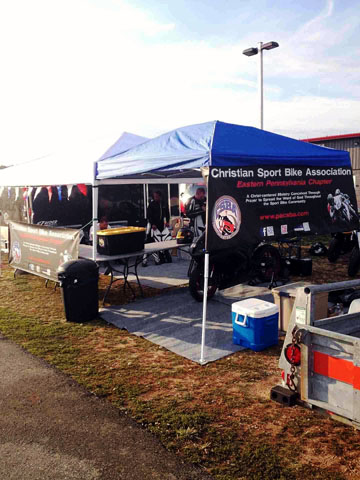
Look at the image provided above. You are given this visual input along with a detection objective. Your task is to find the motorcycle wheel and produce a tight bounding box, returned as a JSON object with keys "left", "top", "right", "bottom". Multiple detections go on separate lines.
{"left": 252, "top": 244, "right": 282, "bottom": 282}
{"left": 348, "top": 247, "right": 360, "bottom": 277}
{"left": 189, "top": 266, "right": 218, "bottom": 302}
{"left": 328, "top": 237, "right": 343, "bottom": 263}
{"left": 342, "top": 235, "right": 354, "bottom": 254}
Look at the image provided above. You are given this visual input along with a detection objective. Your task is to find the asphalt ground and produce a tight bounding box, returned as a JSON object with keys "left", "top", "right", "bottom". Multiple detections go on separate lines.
{"left": 0, "top": 333, "right": 213, "bottom": 480}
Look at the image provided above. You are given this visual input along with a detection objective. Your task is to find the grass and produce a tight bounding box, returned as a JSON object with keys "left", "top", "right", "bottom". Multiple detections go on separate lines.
{"left": 1, "top": 242, "right": 360, "bottom": 479}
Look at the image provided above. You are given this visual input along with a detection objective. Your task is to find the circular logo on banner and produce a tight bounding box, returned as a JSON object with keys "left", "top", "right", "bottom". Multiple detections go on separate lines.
{"left": 12, "top": 241, "right": 22, "bottom": 264}
{"left": 212, "top": 196, "right": 241, "bottom": 240}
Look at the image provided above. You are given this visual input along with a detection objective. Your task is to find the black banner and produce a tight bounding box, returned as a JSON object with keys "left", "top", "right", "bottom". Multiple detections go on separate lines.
{"left": 207, "top": 165, "right": 359, "bottom": 252}
{"left": 9, "top": 221, "right": 80, "bottom": 281}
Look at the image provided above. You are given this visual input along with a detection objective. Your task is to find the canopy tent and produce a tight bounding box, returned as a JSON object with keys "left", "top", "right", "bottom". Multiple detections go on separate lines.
{"left": 95, "top": 120, "right": 355, "bottom": 363}
{"left": 96, "top": 120, "right": 350, "bottom": 180}
{"left": 0, "top": 132, "right": 148, "bottom": 188}
{"left": 0, "top": 131, "right": 152, "bottom": 273}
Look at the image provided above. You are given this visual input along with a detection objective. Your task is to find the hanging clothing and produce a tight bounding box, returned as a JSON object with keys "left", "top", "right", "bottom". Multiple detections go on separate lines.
{"left": 147, "top": 199, "right": 170, "bottom": 232}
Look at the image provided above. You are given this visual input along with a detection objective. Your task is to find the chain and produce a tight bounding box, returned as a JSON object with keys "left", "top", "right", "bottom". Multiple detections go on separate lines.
{"left": 287, "top": 326, "right": 302, "bottom": 392}
{"left": 288, "top": 365, "right": 297, "bottom": 392}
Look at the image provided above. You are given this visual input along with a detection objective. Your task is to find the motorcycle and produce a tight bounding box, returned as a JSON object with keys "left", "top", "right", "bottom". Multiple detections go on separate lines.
{"left": 187, "top": 233, "right": 282, "bottom": 301}
{"left": 328, "top": 231, "right": 357, "bottom": 263}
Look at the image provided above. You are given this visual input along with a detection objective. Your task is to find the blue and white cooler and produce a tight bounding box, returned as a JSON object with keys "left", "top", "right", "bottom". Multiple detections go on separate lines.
{"left": 232, "top": 298, "right": 279, "bottom": 351}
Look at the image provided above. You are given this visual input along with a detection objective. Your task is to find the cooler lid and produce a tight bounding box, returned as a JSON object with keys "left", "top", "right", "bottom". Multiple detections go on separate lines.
{"left": 232, "top": 298, "right": 278, "bottom": 318}
{"left": 97, "top": 227, "right": 145, "bottom": 236}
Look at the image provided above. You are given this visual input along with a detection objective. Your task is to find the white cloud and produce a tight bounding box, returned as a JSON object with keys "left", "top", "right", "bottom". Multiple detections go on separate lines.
{"left": 267, "top": 95, "right": 360, "bottom": 139}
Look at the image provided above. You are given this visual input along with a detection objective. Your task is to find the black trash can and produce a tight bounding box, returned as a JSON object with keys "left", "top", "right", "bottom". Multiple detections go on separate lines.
{"left": 57, "top": 259, "right": 99, "bottom": 322}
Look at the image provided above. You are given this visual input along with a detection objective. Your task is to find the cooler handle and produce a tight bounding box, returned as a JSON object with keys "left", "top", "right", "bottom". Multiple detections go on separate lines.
{"left": 234, "top": 313, "right": 248, "bottom": 327}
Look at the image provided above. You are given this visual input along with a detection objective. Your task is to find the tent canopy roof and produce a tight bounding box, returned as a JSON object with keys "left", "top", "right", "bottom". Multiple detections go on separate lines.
{"left": 98, "top": 132, "right": 148, "bottom": 161}
{"left": 0, "top": 122, "right": 352, "bottom": 187}
{"left": 0, "top": 132, "right": 147, "bottom": 187}
{"left": 96, "top": 120, "right": 351, "bottom": 180}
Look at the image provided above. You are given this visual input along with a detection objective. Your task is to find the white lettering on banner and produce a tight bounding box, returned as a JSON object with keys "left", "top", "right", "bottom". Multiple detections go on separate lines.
{"left": 305, "top": 167, "right": 351, "bottom": 176}
{"left": 284, "top": 168, "right": 302, "bottom": 176}
{"left": 211, "top": 168, "right": 254, "bottom": 178}
{"left": 211, "top": 166, "right": 352, "bottom": 179}
{"left": 10, "top": 223, "right": 77, "bottom": 241}
{"left": 257, "top": 168, "right": 281, "bottom": 179}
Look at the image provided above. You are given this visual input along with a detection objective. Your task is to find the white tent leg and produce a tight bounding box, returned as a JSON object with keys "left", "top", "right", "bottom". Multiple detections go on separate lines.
{"left": 28, "top": 189, "right": 34, "bottom": 223}
{"left": 200, "top": 252, "right": 209, "bottom": 365}
{"left": 92, "top": 184, "right": 98, "bottom": 261}
{"left": 25, "top": 194, "right": 31, "bottom": 224}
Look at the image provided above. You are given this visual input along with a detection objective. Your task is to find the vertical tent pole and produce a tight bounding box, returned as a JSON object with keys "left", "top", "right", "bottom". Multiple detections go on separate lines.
{"left": 28, "top": 188, "right": 34, "bottom": 224}
{"left": 92, "top": 183, "right": 98, "bottom": 261}
{"left": 143, "top": 184, "right": 147, "bottom": 220}
{"left": 168, "top": 184, "right": 171, "bottom": 218}
{"left": 199, "top": 169, "right": 212, "bottom": 364}
{"left": 200, "top": 251, "right": 209, "bottom": 364}
{"left": 92, "top": 162, "right": 99, "bottom": 262}
{"left": 200, "top": 125, "right": 216, "bottom": 364}
{"left": 25, "top": 188, "right": 31, "bottom": 224}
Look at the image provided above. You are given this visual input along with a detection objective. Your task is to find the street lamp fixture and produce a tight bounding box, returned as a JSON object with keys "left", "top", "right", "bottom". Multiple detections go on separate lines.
{"left": 262, "top": 41, "right": 279, "bottom": 51}
{"left": 242, "top": 41, "right": 279, "bottom": 129}
{"left": 243, "top": 47, "right": 258, "bottom": 57}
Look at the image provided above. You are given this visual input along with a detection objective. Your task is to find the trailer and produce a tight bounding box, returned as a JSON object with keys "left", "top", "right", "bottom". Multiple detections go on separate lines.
{"left": 274, "top": 279, "right": 360, "bottom": 428}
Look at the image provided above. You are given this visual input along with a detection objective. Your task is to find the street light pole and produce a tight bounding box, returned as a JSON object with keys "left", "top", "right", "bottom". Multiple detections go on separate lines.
{"left": 243, "top": 41, "right": 279, "bottom": 130}
{"left": 258, "top": 41, "right": 264, "bottom": 130}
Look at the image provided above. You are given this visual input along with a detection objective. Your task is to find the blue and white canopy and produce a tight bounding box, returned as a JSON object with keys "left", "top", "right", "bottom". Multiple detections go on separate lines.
{"left": 96, "top": 120, "right": 351, "bottom": 180}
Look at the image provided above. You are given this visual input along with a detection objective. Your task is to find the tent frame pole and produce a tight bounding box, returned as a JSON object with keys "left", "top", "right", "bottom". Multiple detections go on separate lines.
{"left": 200, "top": 125, "right": 216, "bottom": 365}
{"left": 200, "top": 189, "right": 210, "bottom": 364}
{"left": 28, "top": 188, "right": 34, "bottom": 224}
{"left": 25, "top": 188, "right": 31, "bottom": 224}
{"left": 92, "top": 163, "right": 99, "bottom": 262}
{"left": 200, "top": 252, "right": 209, "bottom": 364}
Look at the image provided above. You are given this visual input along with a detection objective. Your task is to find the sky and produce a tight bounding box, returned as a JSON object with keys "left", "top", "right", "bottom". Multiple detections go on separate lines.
{"left": 1, "top": 0, "right": 359, "bottom": 165}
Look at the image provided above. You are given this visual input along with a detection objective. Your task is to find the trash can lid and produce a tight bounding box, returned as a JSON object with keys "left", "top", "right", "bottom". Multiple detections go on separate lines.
{"left": 57, "top": 259, "right": 99, "bottom": 278}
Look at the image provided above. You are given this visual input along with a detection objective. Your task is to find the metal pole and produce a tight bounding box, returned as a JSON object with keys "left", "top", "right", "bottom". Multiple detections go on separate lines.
{"left": 200, "top": 169, "right": 211, "bottom": 365}
{"left": 28, "top": 188, "right": 34, "bottom": 223}
{"left": 143, "top": 184, "right": 147, "bottom": 219}
{"left": 258, "top": 41, "right": 263, "bottom": 130}
{"left": 92, "top": 183, "right": 98, "bottom": 262}
{"left": 200, "top": 252, "right": 209, "bottom": 364}
{"left": 92, "top": 161, "right": 99, "bottom": 262}
{"left": 25, "top": 192, "right": 31, "bottom": 224}
{"left": 168, "top": 184, "right": 171, "bottom": 219}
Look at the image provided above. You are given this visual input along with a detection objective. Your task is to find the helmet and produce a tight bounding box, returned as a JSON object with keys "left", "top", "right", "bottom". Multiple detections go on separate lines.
{"left": 327, "top": 194, "right": 334, "bottom": 205}
{"left": 176, "top": 227, "right": 194, "bottom": 245}
{"left": 309, "top": 242, "right": 328, "bottom": 256}
{"left": 335, "top": 188, "right": 341, "bottom": 195}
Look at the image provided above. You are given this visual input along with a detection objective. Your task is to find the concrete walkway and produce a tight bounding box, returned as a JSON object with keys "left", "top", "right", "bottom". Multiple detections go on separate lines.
{"left": 0, "top": 334, "right": 213, "bottom": 480}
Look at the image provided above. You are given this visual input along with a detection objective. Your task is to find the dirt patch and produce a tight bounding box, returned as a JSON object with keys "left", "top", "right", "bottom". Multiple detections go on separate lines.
{"left": 1, "top": 244, "right": 360, "bottom": 480}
